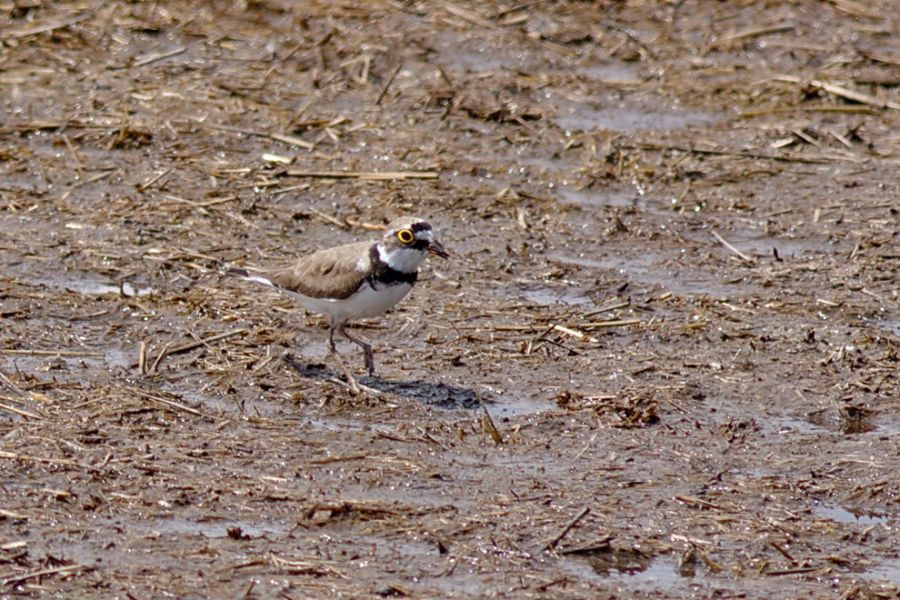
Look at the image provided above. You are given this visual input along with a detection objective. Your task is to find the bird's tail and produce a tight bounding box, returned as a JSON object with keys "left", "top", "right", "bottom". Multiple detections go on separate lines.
{"left": 224, "top": 266, "right": 275, "bottom": 287}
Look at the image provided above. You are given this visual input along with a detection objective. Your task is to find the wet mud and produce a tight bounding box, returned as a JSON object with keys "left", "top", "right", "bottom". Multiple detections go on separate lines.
{"left": 1, "top": 1, "right": 899, "bottom": 598}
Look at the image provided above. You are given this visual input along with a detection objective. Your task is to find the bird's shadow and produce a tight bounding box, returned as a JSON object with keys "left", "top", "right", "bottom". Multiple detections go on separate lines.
{"left": 283, "top": 354, "right": 482, "bottom": 410}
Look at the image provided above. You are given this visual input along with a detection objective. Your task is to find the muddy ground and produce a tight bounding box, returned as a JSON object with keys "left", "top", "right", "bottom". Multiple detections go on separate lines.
{"left": 1, "top": 0, "right": 899, "bottom": 598}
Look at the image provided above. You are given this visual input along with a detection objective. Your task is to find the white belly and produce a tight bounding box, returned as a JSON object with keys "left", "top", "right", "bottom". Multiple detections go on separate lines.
{"left": 288, "top": 282, "right": 413, "bottom": 321}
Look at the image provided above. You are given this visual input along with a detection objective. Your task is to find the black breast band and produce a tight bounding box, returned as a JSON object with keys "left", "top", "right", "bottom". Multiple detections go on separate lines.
{"left": 367, "top": 245, "right": 418, "bottom": 288}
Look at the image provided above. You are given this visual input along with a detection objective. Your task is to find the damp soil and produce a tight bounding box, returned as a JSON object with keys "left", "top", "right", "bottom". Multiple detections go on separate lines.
{"left": 1, "top": 1, "right": 899, "bottom": 598}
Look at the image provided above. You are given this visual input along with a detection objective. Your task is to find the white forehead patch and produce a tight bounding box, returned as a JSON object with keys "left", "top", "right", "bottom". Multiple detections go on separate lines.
{"left": 416, "top": 228, "right": 434, "bottom": 241}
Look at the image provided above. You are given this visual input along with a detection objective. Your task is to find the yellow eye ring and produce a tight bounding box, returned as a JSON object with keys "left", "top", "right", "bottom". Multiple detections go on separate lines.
{"left": 396, "top": 229, "right": 415, "bottom": 244}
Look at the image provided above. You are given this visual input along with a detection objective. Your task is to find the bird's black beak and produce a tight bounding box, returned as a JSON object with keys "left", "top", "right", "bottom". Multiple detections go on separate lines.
{"left": 427, "top": 239, "right": 449, "bottom": 259}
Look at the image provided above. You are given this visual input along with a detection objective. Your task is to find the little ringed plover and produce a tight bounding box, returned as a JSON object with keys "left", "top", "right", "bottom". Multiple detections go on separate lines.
{"left": 229, "top": 216, "right": 448, "bottom": 376}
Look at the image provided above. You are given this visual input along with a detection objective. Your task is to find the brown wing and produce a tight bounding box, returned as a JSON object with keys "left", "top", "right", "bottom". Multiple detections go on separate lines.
{"left": 267, "top": 241, "right": 372, "bottom": 300}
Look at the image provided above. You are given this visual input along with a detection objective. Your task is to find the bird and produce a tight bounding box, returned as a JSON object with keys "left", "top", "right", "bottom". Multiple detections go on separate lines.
{"left": 228, "top": 216, "right": 448, "bottom": 378}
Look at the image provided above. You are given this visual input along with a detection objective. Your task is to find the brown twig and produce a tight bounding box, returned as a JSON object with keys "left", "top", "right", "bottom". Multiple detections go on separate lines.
{"left": 580, "top": 299, "right": 631, "bottom": 318}
{"left": 202, "top": 123, "right": 314, "bottom": 149}
{"left": 1, "top": 564, "right": 91, "bottom": 586}
{"left": 310, "top": 208, "right": 349, "bottom": 229}
{"left": 490, "top": 0, "right": 548, "bottom": 20}
{"left": 442, "top": 5, "right": 496, "bottom": 29}
{"left": 712, "top": 23, "right": 795, "bottom": 47}
{"left": 674, "top": 495, "right": 725, "bottom": 510}
{"left": 711, "top": 230, "right": 757, "bottom": 264}
{"left": 0, "top": 371, "right": 26, "bottom": 397}
{"left": 764, "top": 566, "right": 823, "bottom": 576}
{"left": 285, "top": 170, "right": 438, "bottom": 180}
{"left": 127, "top": 387, "right": 208, "bottom": 418}
{"left": 2, "top": 15, "right": 90, "bottom": 39}
{"left": 138, "top": 341, "right": 147, "bottom": 375}
{"left": 628, "top": 141, "right": 833, "bottom": 164}
{"left": 131, "top": 46, "right": 186, "bottom": 68}
{"left": 0, "top": 451, "right": 101, "bottom": 473}
{"left": 774, "top": 75, "right": 900, "bottom": 111}
{"left": 138, "top": 168, "right": 173, "bottom": 191}
{"left": 132, "top": 328, "right": 248, "bottom": 370}
{"left": 768, "top": 540, "right": 798, "bottom": 565}
{"left": 0, "top": 399, "right": 43, "bottom": 420}
{"left": 0, "top": 349, "right": 102, "bottom": 357}
{"left": 740, "top": 105, "right": 875, "bottom": 117}
{"left": 579, "top": 318, "right": 642, "bottom": 330}
{"left": 479, "top": 400, "right": 503, "bottom": 444}
{"left": 541, "top": 507, "right": 591, "bottom": 551}
{"left": 552, "top": 324, "right": 597, "bottom": 343}
{"left": 148, "top": 342, "right": 173, "bottom": 374}
{"left": 376, "top": 63, "right": 403, "bottom": 105}
{"left": 558, "top": 536, "right": 614, "bottom": 555}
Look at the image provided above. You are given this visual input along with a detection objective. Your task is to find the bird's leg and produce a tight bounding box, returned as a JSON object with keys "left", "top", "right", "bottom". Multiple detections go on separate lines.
{"left": 321, "top": 317, "right": 359, "bottom": 393}
{"left": 338, "top": 324, "right": 375, "bottom": 377}
{"left": 327, "top": 317, "right": 339, "bottom": 355}
{"left": 324, "top": 317, "right": 359, "bottom": 393}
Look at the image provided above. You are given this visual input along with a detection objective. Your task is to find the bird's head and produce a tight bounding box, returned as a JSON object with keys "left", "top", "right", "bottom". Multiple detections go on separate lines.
{"left": 383, "top": 217, "right": 449, "bottom": 260}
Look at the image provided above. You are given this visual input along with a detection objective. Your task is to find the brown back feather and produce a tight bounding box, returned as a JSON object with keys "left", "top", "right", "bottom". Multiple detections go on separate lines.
{"left": 267, "top": 241, "right": 372, "bottom": 300}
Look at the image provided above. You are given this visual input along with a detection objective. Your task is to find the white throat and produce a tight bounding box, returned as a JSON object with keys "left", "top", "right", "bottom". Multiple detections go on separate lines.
{"left": 377, "top": 243, "right": 426, "bottom": 273}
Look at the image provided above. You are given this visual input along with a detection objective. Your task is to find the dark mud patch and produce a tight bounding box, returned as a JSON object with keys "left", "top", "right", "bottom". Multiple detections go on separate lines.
{"left": 283, "top": 354, "right": 481, "bottom": 410}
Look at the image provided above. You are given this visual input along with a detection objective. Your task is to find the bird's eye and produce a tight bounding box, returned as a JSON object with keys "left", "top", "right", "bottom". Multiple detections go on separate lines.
{"left": 396, "top": 229, "right": 415, "bottom": 244}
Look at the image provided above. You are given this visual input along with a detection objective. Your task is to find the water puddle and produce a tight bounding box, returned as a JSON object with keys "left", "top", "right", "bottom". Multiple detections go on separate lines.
{"left": 104, "top": 346, "right": 133, "bottom": 369}
{"left": 519, "top": 286, "right": 594, "bottom": 307}
{"left": 64, "top": 279, "right": 155, "bottom": 297}
{"left": 167, "top": 384, "right": 288, "bottom": 419}
{"left": 772, "top": 415, "right": 828, "bottom": 435}
{"left": 0, "top": 341, "right": 138, "bottom": 385}
{"left": 484, "top": 394, "right": 552, "bottom": 418}
{"left": 772, "top": 407, "right": 898, "bottom": 436}
{"left": 517, "top": 155, "right": 581, "bottom": 176}
{"left": 557, "top": 186, "right": 645, "bottom": 209}
{"left": 443, "top": 172, "right": 506, "bottom": 194}
{"left": 149, "top": 516, "right": 288, "bottom": 539}
{"left": 864, "top": 557, "right": 900, "bottom": 586}
{"left": 429, "top": 31, "right": 531, "bottom": 73}
{"left": 607, "top": 555, "right": 687, "bottom": 588}
{"left": 8, "top": 261, "right": 157, "bottom": 298}
{"left": 813, "top": 502, "right": 889, "bottom": 527}
{"left": 805, "top": 407, "right": 889, "bottom": 436}
{"left": 578, "top": 546, "right": 655, "bottom": 577}
{"left": 305, "top": 417, "right": 387, "bottom": 433}
{"left": 547, "top": 253, "right": 606, "bottom": 270}
{"left": 426, "top": 571, "right": 505, "bottom": 597}
{"left": 564, "top": 551, "right": 736, "bottom": 596}
{"left": 879, "top": 319, "right": 900, "bottom": 338}
{"left": 554, "top": 100, "right": 718, "bottom": 133}
{"left": 34, "top": 275, "right": 155, "bottom": 297}
{"left": 717, "top": 235, "right": 833, "bottom": 260}
{"left": 0, "top": 173, "right": 49, "bottom": 194}
{"left": 548, "top": 250, "right": 753, "bottom": 298}
{"left": 578, "top": 62, "right": 642, "bottom": 85}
